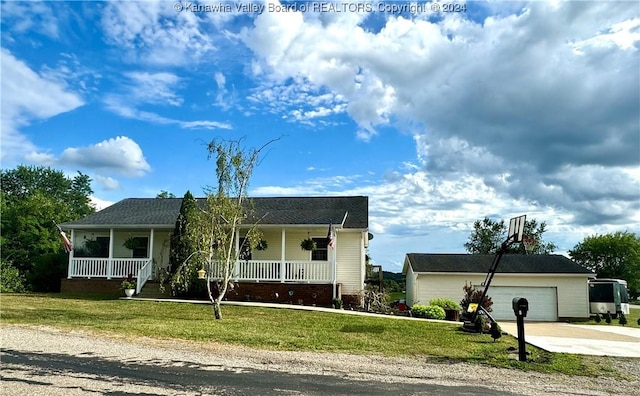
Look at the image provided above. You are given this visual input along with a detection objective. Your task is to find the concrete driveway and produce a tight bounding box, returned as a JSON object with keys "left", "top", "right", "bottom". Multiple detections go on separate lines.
{"left": 499, "top": 321, "right": 640, "bottom": 357}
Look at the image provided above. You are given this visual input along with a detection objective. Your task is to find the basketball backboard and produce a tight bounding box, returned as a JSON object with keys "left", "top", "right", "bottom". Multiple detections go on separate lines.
{"left": 507, "top": 215, "right": 526, "bottom": 244}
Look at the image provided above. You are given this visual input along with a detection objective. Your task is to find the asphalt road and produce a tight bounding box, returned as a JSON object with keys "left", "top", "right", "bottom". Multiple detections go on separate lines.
{"left": 1, "top": 347, "right": 517, "bottom": 396}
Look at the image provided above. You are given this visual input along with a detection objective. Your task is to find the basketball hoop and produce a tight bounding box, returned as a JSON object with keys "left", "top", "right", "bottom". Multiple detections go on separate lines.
{"left": 507, "top": 215, "right": 526, "bottom": 245}
{"left": 522, "top": 237, "right": 537, "bottom": 255}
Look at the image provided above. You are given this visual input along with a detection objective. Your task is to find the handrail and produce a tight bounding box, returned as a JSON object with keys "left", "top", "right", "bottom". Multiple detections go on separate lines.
{"left": 136, "top": 259, "right": 153, "bottom": 294}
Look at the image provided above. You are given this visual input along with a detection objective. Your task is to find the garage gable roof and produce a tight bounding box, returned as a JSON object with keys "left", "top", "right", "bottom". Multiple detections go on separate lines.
{"left": 62, "top": 196, "right": 368, "bottom": 229}
{"left": 405, "top": 253, "right": 593, "bottom": 275}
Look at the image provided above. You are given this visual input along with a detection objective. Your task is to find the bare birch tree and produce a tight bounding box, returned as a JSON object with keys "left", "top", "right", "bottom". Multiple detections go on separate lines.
{"left": 183, "top": 138, "right": 274, "bottom": 320}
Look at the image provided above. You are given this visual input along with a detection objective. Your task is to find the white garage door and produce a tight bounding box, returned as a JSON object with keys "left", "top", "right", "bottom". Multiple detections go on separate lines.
{"left": 487, "top": 286, "right": 558, "bottom": 321}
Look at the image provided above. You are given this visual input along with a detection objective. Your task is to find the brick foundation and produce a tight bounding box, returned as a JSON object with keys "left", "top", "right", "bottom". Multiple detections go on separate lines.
{"left": 61, "top": 278, "right": 122, "bottom": 295}
{"left": 61, "top": 279, "right": 358, "bottom": 308}
{"left": 223, "top": 283, "right": 336, "bottom": 306}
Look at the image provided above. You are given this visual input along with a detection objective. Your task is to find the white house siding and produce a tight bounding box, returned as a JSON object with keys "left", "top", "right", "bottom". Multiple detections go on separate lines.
{"left": 335, "top": 231, "right": 365, "bottom": 294}
{"left": 405, "top": 267, "right": 417, "bottom": 306}
{"left": 251, "top": 230, "right": 281, "bottom": 261}
{"left": 151, "top": 231, "right": 171, "bottom": 275}
{"left": 410, "top": 273, "right": 590, "bottom": 320}
{"left": 283, "top": 229, "right": 328, "bottom": 261}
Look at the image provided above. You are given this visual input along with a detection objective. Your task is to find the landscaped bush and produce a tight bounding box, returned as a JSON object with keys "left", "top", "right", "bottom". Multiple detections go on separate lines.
{"left": 411, "top": 304, "right": 446, "bottom": 320}
{"left": 29, "top": 252, "right": 68, "bottom": 292}
{"left": 618, "top": 312, "right": 627, "bottom": 326}
{"left": 460, "top": 282, "right": 492, "bottom": 313}
{"left": 0, "top": 259, "right": 27, "bottom": 293}
{"left": 429, "top": 298, "right": 461, "bottom": 311}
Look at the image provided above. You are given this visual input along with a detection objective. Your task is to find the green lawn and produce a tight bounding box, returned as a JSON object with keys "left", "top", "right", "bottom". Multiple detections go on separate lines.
{"left": 0, "top": 293, "right": 622, "bottom": 377}
{"left": 573, "top": 308, "right": 640, "bottom": 328}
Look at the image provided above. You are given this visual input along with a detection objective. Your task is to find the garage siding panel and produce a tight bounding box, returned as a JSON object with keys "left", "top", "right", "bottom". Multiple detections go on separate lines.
{"left": 410, "top": 274, "right": 590, "bottom": 320}
{"left": 335, "top": 232, "right": 364, "bottom": 294}
{"left": 490, "top": 287, "right": 557, "bottom": 321}
{"left": 405, "top": 267, "right": 416, "bottom": 306}
{"left": 414, "top": 274, "right": 473, "bottom": 307}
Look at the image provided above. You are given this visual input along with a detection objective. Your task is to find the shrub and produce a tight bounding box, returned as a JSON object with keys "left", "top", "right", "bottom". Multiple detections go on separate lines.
{"left": 490, "top": 322, "right": 502, "bottom": 341}
{"left": 594, "top": 313, "right": 601, "bottom": 323}
{"left": 460, "top": 282, "right": 493, "bottom": 313}
{"left": 429, "top": 298, "right": 461, "bottom": 311}
{"left": 618, "top": 312, "right": 627, "bottom": 326}
{"left": 0, "top": 260, "right": 27, "bottom": 293}
{"left": 605, "top": 312, "right": 612, "bottom": 324}
{"left": 474, "top": 314, "right": 488, "bottom": 333}
{"left": 411, "top": 304, "right": 446, "bottom": 320}
{"left": 29, "top": 252, "right": 67, "bottom": 292}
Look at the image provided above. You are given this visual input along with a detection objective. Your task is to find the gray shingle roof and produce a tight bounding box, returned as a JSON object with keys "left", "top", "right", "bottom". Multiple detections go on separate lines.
{"left": 62, "top": 196, "right": 368, "bottom": 229}
{"left": 405, "top": 253, "right": 593, "bottom": 275}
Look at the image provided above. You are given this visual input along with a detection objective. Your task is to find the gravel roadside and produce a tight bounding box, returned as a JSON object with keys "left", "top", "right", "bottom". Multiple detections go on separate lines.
{"left": 1, "top": 324, "right": 638, "bottom": 395}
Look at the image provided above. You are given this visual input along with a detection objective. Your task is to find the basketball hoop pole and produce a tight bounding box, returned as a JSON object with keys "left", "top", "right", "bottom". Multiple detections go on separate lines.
{"left": 471, "top": 215, "right": 526, "bottom": 327}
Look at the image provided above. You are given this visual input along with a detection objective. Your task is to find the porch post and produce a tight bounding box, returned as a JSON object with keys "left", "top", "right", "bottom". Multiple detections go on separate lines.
{"left": 67, "top": 229, "right": 75, "bottom": 279}
{"left": 332, "top": 229, "right": 337, "bottom": 299}
{"left": 280, "top": 229, "right": 286, "bottom": 282}
{"left": 149, "top": 228, "right": 155, "bottom": 266}
{"left": 107, "top": 228, "right": 114, "bottom": 279}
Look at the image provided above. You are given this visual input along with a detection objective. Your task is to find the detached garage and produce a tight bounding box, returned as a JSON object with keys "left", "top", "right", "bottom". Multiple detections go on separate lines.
{"left": 403, "top": 254, "right": 595, "bottom": 321}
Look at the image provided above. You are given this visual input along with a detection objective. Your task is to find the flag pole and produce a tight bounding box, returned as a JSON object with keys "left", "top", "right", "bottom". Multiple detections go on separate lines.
{"left": 53, "top": 220, "right": 73, "bottom": 253}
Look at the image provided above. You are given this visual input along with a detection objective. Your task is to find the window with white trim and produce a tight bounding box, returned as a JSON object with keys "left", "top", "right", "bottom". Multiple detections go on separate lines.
{"left": 311, "top": 237, "right": 328, "bottom": 261}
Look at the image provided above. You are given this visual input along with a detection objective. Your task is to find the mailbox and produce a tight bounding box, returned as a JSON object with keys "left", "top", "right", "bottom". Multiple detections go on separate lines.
{"left": 512, "top": 297, "right": 529, "bottom": 317}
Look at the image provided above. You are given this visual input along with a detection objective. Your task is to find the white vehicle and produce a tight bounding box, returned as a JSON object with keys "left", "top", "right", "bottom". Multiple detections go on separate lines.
{"left": 588, "top": 279, "right": 630, "bottom": 318}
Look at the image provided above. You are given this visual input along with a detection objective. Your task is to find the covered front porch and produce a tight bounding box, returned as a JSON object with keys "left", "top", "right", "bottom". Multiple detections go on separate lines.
{"left": 66, "top": 227, "right": 339, "bottom": 293}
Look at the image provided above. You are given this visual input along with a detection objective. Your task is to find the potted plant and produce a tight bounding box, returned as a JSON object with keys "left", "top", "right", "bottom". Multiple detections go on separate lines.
{"left": 121, "top": 274, "right": 136, "bottom": 298}
{"left": 300, "top": 238, "right": 317, "bottom": 251}
{"left": 256, "top": 239, "right": 268, "bottom": 251}
{"left": 332, "top": 298, "right": 343, "bottom": 309}
{"left": 123, "top": 236, "right": 141, "bottom": 250}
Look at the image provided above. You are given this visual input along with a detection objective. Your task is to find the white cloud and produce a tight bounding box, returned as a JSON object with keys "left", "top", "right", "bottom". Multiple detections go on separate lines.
{"left": 90, "top": 195, "right": 114, "bottom": 211}
{"left": 103, "top": 72, "right": 231, "bottom": 129}
{"left": 0, "top": 48, "right": 84, "bottom": 163}
{"left": 0, "top": 1, "right": 63, "bottom": 39}
{"left": 94, "top": 175, "right": 122, "bottom": 191}
{"left": 59, "top": 136, "right": 151, "bottom": 177}
{"left": 242, "top": 2, "right": 639, "bottom": 243}
{"left": 124, "top": 71, "right": 183, "bottom": 106}
{"left": 180, "top": 120, "right": 232, "bottom": 130}
{"left": 101, "top": 0, "right": 216, "bottom": 66}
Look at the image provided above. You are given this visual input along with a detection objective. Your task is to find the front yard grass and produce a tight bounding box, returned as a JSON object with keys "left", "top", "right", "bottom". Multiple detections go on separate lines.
{"left": 0, "top": 293, "right": 617, "bottom": 377}
{"left": 571, "top": 308, "right": 640, "bottom": 329}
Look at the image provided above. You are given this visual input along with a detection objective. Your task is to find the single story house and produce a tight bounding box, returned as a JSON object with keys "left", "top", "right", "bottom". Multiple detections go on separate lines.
{"left": 61, "top": 196, "right": 369, "bottom": 306}
{"left": 403, "top": 253, "right": 595, "bottom": 321}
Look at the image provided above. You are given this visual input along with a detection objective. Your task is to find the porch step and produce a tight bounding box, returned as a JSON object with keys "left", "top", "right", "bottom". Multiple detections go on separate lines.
{"left": 137, "top": 282, "right": 170, "bottom": 299}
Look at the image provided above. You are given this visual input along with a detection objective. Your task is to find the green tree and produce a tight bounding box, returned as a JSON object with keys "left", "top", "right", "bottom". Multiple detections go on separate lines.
{"left": 178, "top": 138, "right": 276, "bottom": 319}
{"left": 569, "top": 232, "right": 640, "bottom": 299}
{"left": 156, "top": 190, "right": 176, "bottom": 198}
{"left": 168, "top": 191, "right": 202, "bottom": 296}
{"left": 464, "top": 217, "right": 557, "bottom": 254}
{"left": 1, "top": 166, "right": 94, "bottom": 280}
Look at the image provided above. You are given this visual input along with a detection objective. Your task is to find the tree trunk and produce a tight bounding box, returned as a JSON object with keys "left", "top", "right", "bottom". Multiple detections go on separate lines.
{"left": 213, "top": 299, "right": 222, "bottom": 320}
{"left": 206, "top": 279, "right": 224, "bottom": 320}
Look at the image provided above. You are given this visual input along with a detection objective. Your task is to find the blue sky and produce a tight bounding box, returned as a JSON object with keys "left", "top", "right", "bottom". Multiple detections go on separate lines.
{"left": 2, "top": 0, "right": 639, "bottom": 273}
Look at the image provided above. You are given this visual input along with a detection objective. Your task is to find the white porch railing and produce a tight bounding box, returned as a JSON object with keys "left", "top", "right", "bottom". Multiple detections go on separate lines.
{"left": 68, "top": 258, "right": 332, "bottom": 284}
{"left": 207, "top": 260, "right": 332, "bottom": 283}
{"left": 68, "top": 258, "right": 151, "bottom": 279}
{"left": 136, "top": 260, "right": 153, "bottom": 294}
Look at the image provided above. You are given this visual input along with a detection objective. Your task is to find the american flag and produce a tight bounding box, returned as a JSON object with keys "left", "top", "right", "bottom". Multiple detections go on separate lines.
{"left": 327, "top": 223, "right": 334, "bottom": 249}
{"left": 55, "top": 222, "right": 73, "bottom": 253}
